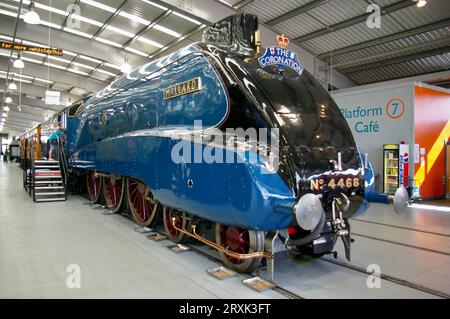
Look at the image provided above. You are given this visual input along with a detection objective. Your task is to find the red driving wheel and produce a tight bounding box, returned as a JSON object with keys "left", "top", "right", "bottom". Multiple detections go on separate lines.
{"left": 87, "top": 171, "right": 102, "bottom": 203}
{"left": 103, "top": 176, "right": 125, "bottom": 213}
{"left": 126, "top": 178, "right": 158, "bottom": 227}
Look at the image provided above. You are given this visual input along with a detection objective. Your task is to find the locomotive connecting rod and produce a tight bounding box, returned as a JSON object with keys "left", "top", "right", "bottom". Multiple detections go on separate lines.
{"left": 171, "top": 218, "right": 273, "bottom": 260}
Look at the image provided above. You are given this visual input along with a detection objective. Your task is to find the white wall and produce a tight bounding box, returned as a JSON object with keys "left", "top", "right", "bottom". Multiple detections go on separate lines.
{"left": 332, "top": 82, "right": 415, "bottom": 183}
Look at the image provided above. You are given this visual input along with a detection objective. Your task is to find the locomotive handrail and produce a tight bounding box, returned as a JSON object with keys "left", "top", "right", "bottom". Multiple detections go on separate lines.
{"left": 76, "top": 49, "right": 236, "bottom": 116}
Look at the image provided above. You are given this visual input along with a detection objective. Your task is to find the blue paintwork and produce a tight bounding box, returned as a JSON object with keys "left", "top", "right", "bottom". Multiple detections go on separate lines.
{"left": 66, "top": 43, "right": 295, "bottom": 230}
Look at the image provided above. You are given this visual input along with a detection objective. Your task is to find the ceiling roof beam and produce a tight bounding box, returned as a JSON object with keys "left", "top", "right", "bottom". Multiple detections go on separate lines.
{"left": 233, "top": 0, "right": 254, "bottom": 10}
{"left": 6, "top": 107, "right": 48, "bottom": 117}
{"left": 7, "top": 94, "right": 64, "bottom": 112}
{"left": 266, "top": 0, "right": 330, "bottom": 26}
{"left": 294, "top": 0, "right": 415, "bottom": 43}
{"left": 0, "top": 14, "right": 149, "bottom": 68}
{"left": 0, "top": 79, "right": 80, "bottom": 102}
{"left": 3, "top": 118, "right": 34, "bottom": 127}
{"left": 342, "top": 46, "right": 450, "bottom": 74}
{"left": 5, "top": 110, "right": 46, "bottom": 122}
{"left": 319, "top": 18, "right": 450, "bottom": 59}
{"left": 0, "top": 56, "right": 106, "bottom": 93}
{"left": 150, "top": 24, "right": 206, "bottom": 60}
{"left": 3, "top": 123, "right": 29, "bottom": 130}
{"left": 122, "top": 10, "right": 172, "bottom": 49}
{"left": 92, "top": 0, "right": 129, "bottom": 39}
{"left": 321, "top": 37, "right": 450, "bottom": 71}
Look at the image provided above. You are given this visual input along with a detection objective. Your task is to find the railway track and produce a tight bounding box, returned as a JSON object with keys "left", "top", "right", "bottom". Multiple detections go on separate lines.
{"left": 149, "top": 225, "right": 306, "bottom": 300}
{"left": 86, "top": 200, "right": 449, "bottom": 299}
{"left": 352, "top": 232, "right": 450, "bottom": 256}
{"left": 320, "top": 256, "right": 450, "bottom": 299}
{"left": 352, "top": 218, "right": 450, "bottom": 237}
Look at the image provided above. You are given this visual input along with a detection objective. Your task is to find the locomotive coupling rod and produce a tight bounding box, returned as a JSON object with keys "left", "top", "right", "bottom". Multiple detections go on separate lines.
{"left": 171, "top": 218, "right": 273, "bottom": 260}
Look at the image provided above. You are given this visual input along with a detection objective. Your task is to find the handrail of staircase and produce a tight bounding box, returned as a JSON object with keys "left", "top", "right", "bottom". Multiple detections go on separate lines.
{"left": 57, "top": 136, "right": 69, "bottom": 187}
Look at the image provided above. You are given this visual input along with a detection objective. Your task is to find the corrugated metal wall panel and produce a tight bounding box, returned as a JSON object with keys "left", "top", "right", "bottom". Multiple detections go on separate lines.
{"left": 274, "top": 13, "right": 325, "bottom": 38}
{"left": 388, "top": 0, "right": 450, "bottom": 29}
{"left": 307, "top": 0, "right": 368, "bottom": 26}
{"left": 347, "top": 55, "right": 450, "bottom": 84}
{"left": 300, "top": 15, "right": 405, "bottom": 54}
{"left": 245, "top": 0, "right": 312, "bottom": 22}
{"left": 323, "top": 27, "right": 450, "bottom": 66}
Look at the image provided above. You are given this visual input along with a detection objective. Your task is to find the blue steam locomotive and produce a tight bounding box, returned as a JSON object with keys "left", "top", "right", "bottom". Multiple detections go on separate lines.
{"left": 30, "top": 14, "right": 408, "bottom": 273}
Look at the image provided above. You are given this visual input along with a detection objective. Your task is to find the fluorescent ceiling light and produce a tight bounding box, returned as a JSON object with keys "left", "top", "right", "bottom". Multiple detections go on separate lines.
{"left": 141, "top": 0, "right": 168, "bottom": 11}
{"left": 63, "top": 27, "right": 93, "bottom": 39}
{"left": 71, "top": 14, "right": 103, "bottom": 27}
{"left": 68, "top": 68, "right": 89, "bottom": 76}
{"left": 95, "top": 37, "right": 122, "bottom": 48}
{"left": 34, "top": 78, "right": 53, "bottom": 84}
{"left": 153, "top": 25, "right": 181, "bottom": 38}
{"left": 105, "top": 25, "right": 136, "bottom": 38}
{"left": 217, "top": 0, "right": 232, "bottom": 6}
{"left": 79, "top": 55, "right": 102, "bottom": 64}
{"left": 172, "top": 11, "right": 202, "bottom": 25}
{"left": 0, "top": 35, "right": 14, "bottom": 41}
{"left": 39, "top": 20, "right": 61, "bottom": 29}
{"left": 0, "top": 52, "right": 17, "bottom": 58}
{"left": 49, "top": 56, "right": 73, "bottom": 64}
{"left": 95, "top": 69, "right": 118, "bottom": 77}
{"left": 119, "top": 11, "right": 150, "bottom": 25}
{"left": 43, "top": 62, "right": 66, "bottom": 70}
{"left": 10, "top": 73, "right": 33, "bottom": 80}
{"left": 13, "top": 78, "right": 32, "bottom": 83}
{"left": 21, "top": 57, "right": 43, "bottom": 64}
{"left": 72, "top": 62, "right": 96, "bottom": 70}
{"left": 0, "top": 9, "right": 17, "bottom": 18}
{"left": 22, "top": 40, "right": 47, "bottom": 47}
{"left": 64, "top": 51, "right": 77, "bottom": 57}
{"left": 34, "top": 2, "right": 68, "bottom": 16}
{"left": 26, "top": 51, "right": 47, "bottom": 57}
{"left": 104, "top": 63, "right": 122, "bottom": 70}
{"left": 80, "top": 0, "right": 115, "bottom": 13}
{"left": 136, "top": 36, "right": 163, "bottom": 48}
{"left": 125, "top": 46, "right": 149, "bottom": 57}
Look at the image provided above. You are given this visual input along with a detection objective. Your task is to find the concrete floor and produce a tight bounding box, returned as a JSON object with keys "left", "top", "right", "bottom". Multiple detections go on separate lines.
{"left": 1, "top": 160, "right": 449, "bottom": 298}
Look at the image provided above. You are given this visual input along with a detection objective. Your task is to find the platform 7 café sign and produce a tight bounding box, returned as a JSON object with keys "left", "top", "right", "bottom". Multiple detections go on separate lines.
{"left": 0, "top": 42, "right": 63, "bottom": 56}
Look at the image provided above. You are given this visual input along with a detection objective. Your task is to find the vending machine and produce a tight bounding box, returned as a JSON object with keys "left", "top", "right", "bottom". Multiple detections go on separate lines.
{"left": 383, "top": 144, "right": 409, "bottom": 194}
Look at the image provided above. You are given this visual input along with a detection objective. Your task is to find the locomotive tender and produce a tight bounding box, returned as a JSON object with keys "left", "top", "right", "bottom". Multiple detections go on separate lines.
{"left": 24, "top": 14, "right": 407, "bottom": 273}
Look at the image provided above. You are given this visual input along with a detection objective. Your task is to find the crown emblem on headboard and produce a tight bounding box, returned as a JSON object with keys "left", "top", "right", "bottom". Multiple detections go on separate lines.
{"left": 277, "top": 34, "right": 289, "bottom": 48}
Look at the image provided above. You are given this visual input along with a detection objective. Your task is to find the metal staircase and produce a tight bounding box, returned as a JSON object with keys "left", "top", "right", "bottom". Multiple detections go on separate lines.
{"left": 32, "top": 160, "right": 67, "bottom": 202}
{"left": 23, "top": 136, "right": 67, "bottom": 202}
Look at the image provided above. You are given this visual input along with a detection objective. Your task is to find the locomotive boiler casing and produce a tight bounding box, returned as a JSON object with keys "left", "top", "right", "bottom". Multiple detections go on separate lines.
{"left": 66, "top": 40, "right": 364, "bottom": 232}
